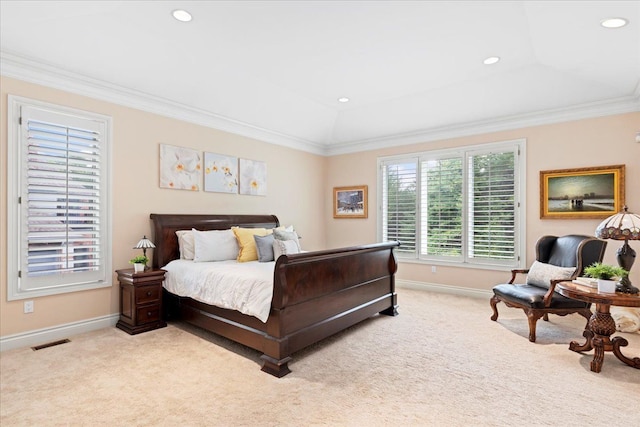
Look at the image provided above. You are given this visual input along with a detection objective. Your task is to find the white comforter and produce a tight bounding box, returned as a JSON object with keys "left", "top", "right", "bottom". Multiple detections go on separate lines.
{"left": 162, "top": 259, "right": 275, "bottom": 323}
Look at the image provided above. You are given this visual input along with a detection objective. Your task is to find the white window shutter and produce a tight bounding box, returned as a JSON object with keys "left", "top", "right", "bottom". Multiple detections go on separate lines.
{"left": 8, "top": 97, "right": 112, "bottom": 299}
{"left": 382, "top": 159, "right": 418, "bottom": 257}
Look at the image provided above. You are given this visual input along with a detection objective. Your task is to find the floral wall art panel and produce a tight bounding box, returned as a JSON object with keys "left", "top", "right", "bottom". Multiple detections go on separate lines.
{"left": 159, "top": 144, "right": 202, "bottom": 191}
{"left": 239, "top": 158, "right": 267, "bottom": 196}
{"left": 204, "top": 152, "right": 238, "bottom": 193}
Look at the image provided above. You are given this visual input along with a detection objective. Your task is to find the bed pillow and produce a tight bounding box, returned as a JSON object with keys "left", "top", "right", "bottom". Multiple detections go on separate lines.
{"left": 192, "top": 228, "right": 239, "bottom": 262}
{"left": 526, "top": 260, "right": 576, "bottom": 289}
{"left": 232, "top": 227, "right": 269, "bottom": 262}
{"left": 175, "top": 230, "right": 195, "bottom": 260}
{"left": 273, "top": 239, "right": 300, "bottom": 260}
{"left": 273, "top": 228, "right": 301, "bottom": 251}
{"left": 254, "top": 234, "right": 275, "bottom": 262}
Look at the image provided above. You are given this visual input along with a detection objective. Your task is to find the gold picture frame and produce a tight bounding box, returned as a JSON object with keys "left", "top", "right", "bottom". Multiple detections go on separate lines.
{"left": 333, "top": 185, "right": 368, "bottom": 218}
{"left": 540, "top": 165, "right": 625, "bottom": 219}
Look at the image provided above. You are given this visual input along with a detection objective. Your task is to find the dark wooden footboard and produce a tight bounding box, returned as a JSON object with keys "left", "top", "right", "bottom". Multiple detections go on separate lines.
{"left": 150, "top": 213, "right": 399, "bottom": 377}
{"left": 263, "top": 241, "right": 399, "bottom": 376}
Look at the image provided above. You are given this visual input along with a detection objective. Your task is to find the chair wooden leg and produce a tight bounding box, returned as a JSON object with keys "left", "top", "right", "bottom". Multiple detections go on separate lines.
{"left": 490, "top": 295, "right": 501, "bottom": 321}
{"left": 526, "top": 310, "right": 544, "bottom": 343}
{"left": 543, "top": 313, "right": 549, "bottom": 322}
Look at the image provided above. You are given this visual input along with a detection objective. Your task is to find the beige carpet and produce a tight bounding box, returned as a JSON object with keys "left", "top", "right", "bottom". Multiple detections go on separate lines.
{"left": 1, "top": 288, "right": 639, "bottom": 426}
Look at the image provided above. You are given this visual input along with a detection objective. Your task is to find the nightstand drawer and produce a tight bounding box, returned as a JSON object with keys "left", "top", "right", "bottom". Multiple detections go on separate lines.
{"left": 136, "top": 304, "right": 161, "bottom": 324}
{"left": 116, "top": 268, "right": 166, "bottom": 335}
{"left": 135, "top": 285, "right": 161, "bottom": 304}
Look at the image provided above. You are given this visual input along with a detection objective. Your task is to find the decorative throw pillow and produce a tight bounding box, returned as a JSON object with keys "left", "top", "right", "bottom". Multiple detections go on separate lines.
{"left": 526, "top": 260, "right": 576, "bottom": 289}
{"left": 232, "top": 227, "right": 269, "bottom": 262}
{"left": 273, "top": 239, "right": 300, "bottom": 260}
{"left": 254, "top": 234, "right": 275, "bottom": 262}
{"left": 175, "top": 230, "right": 195, "bottom": 260}
{"left": 192, "top": 228, "right": 239, "bottom": 262}
{"left": 272, "top": 228, "right": 301, "bottom": 251}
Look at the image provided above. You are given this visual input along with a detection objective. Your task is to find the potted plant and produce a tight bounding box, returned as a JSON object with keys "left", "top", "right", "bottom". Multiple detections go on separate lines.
{"left": 583, "top": 262, "right": 628, "bottom": 293}
{"left": 129, "top": 255, "right": 149, "bottom": 273}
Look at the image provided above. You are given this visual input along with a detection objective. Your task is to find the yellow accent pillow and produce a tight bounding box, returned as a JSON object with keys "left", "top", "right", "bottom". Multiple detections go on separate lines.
{"left": 232, "top": 227, "right": 269, "bottom": 262}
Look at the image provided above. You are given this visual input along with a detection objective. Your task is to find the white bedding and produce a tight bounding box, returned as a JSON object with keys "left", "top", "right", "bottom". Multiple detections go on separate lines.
{"left": 162, "top": 259, "right": 275, "bottom": 323}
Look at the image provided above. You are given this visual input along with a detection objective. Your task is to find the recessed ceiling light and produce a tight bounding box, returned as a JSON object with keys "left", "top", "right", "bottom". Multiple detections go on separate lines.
{"left": 338, "top": 97, "right": 350, "bottom": 103}
{"left": 601, "top": 17, "right": 628, "bottom": 28}
{"left": 172, "top": 9, "right": 192, "bottom": 22}
{"left": 483, "top": 56, "right": 500, "bottom": 65}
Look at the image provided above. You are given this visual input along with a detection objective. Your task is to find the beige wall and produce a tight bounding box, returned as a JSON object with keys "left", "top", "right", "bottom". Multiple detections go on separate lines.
{"left": 2, "top": 75, "right": 639, "bottom": 340}
{"left": 0, "top": 76, "right": 327, "bottom": 336}
{"left": 326, "top": 112, "right": 640, "bottom": 291}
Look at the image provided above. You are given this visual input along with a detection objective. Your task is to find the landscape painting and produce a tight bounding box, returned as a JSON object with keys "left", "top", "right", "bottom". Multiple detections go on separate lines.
{"left": 334, "top": 185, "right": 368, "bottom": 218}
{"left": 540, "top": 165, "right": 624, "bottom": 219}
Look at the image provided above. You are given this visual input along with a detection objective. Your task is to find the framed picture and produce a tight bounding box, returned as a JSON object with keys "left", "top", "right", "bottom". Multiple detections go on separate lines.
{"left": 204, "top": 152, "right": 238, "bottom": 193}
{"left": 239, "top": 158, "right": 267, "bottom": 196}
{"left": 333, "top": 185, "right": 368, "bottom": 218}
{"left": 159, "top": 144, "right": 202, "bottom": 191}
{"left": 540, "top": 164, "right": 625, "bottom": 219}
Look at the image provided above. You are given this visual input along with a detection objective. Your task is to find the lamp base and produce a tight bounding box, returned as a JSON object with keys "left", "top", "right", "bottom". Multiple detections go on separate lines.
{"left": 616, "top": 240, "right": 638, "bottom": 295}
{"left": 615, "top": 278, "right": 639, "bottom": 295}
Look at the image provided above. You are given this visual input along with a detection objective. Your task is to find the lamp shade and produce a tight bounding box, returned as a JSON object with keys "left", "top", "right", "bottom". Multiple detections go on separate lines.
{"left": 133, "top": 235, "right": 156, "bottom": 250}
{"left": 595, "top": 206, "right": 640, "bottom": 241}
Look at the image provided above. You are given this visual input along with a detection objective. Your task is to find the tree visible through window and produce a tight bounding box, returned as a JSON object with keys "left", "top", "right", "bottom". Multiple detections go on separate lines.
{"left": 379, "top": 140, "right": 524, "bottom": 268}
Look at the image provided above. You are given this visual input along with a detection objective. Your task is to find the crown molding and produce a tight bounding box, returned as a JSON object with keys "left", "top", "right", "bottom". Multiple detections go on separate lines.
{"left": 2, "top": 51, "right": 638, "bottom": 158}
{"left": 326, "top": 94, "right": 640, "bottom": 156}
{"left": 0, "top": 51, "right": 327, "bottom": 156}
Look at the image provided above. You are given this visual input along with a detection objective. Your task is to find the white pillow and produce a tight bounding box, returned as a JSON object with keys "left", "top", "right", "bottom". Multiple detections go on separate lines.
{"left": 273, "top": 228, "right": 302, "bottom": 251}
{"left": 192, "top": 228, "right": 239, "bottom": 262}
{"left": 273, "top": 239, "right": 300, "bottom": 260}
{"left": 526, "top": 260, "right": 576, "bottom": 288}
{"left": 175, "top": 230, "right": 195, "bottom": 260}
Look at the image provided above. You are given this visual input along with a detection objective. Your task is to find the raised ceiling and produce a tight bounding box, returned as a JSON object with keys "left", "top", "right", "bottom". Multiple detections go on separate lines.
{"left": 1, "top": 1, "right": 639, "bottom": 155}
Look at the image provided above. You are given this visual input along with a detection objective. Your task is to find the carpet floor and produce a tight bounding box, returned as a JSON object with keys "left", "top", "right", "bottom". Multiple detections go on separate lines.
{"left": 1, "top": 287, "right": 639, "bottom": 426}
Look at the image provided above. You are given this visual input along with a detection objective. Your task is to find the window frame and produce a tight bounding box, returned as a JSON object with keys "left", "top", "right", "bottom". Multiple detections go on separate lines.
{"left": 378, "top": 139, "right": 526, "bottom": 270}
{"left": 7, "top": 95, "right": 113, "bottom": 300}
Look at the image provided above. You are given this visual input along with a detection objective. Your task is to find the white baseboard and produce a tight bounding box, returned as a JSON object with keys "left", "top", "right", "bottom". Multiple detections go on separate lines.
{"left": 0, "top": 313, "right": 120, "bottom": 352}
{"left": 397, "top": 279, "right": 493, "bottom": 299}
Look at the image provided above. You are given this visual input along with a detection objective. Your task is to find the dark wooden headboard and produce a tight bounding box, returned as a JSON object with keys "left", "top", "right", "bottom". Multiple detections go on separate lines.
{"left": 149, "top": 214, "right": 280, "bottom": 268}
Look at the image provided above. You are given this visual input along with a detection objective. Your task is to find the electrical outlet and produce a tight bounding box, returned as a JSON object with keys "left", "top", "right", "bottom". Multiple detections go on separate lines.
{"left": 24, "top": 300, "right": 34, "bottom": 313}
{"left": 431, "top": 266, "right": 437, "bottom": 273}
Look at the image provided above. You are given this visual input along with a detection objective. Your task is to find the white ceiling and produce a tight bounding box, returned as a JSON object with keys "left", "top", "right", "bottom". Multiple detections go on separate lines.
{"left": 1, "top": 1, "right": 639, "bottom": 155}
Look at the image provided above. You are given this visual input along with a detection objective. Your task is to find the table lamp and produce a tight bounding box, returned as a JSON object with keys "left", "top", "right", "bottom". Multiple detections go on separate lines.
{"left": 133, "top": 235, "right": 156, "bottom": 259}
{"left": 595, "top": 205, "right": 640, "bottom": 294}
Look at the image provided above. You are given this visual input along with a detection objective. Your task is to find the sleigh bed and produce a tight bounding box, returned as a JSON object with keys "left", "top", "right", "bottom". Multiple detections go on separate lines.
{"left": 150, "top": 213, "right": 399, "bottom": 377}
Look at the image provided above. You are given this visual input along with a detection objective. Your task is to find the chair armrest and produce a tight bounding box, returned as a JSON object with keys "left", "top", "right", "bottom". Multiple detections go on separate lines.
{"left": 509, "top": 269, "right": 529, "bottom": 284}
{"left": 542, "top": 278, "right": 564, "bottom": 307}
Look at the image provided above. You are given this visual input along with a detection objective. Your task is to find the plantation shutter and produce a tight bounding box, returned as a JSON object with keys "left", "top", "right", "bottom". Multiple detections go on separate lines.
{"left": 467, "top": 149, "right": 516, "bottom": 261}
{"left": 421, "top": 156, "right": 463, "bottom": 258}
{"left": 381, "top": 159, "right": 418, "bottom": 256}
{"left": 17, "top": 105, "right": 109, "bottom": 293}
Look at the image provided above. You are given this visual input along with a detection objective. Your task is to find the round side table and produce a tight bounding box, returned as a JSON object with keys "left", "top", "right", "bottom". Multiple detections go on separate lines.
{"left": 556, "top": 281, "right": 640, "bottom": 373}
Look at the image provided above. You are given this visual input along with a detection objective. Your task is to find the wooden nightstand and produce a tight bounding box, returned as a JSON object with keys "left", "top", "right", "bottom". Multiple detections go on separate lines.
{"left": 116, "top": 268, "right": 167, "bottom": 335}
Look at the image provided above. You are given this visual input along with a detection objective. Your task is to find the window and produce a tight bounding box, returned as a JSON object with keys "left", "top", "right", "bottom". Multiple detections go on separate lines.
{"left": 7, "top": 96, "right": 112, "bottom": 300}
{"left": 379, "top": 139, "right": 525, "bottom": 269}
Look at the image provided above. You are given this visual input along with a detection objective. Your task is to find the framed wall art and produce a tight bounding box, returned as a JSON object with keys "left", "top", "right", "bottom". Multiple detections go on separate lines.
{"left": 204, "top": 152, "right": 238, "bottom": 193}
{"left": 540, "top": 164, "right": 625, "bottom": 219}
{"left": 333, "top": 185, "right": 368, "bottom": 218}
{"left": 239, "top": 158, "right": 267, "bottom": 196}
{"left": 159, "top": 144, "right": 202, "bottom": 191}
